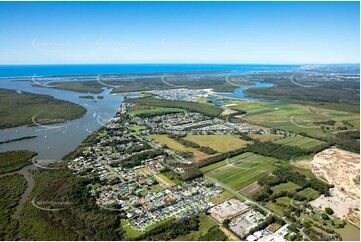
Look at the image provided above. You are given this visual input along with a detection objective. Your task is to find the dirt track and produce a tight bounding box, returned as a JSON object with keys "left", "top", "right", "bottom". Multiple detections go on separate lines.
{"left": 310, "top": 147, "right": 360, "bottom": 225}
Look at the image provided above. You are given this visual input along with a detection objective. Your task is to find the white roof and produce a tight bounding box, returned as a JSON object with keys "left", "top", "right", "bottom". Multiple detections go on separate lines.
{"left": 247, "top": 235, "right": 257, "bottom": 241}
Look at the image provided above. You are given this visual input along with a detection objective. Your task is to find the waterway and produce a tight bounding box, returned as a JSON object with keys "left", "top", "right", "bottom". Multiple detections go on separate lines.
{"left": 0, "top": 79, "right": 122, "bottom": 160}
{"left": 219, "top": 80, "right": 277, "bottom": 102}
{"left": 336, "top": 222, "right": 360, "bottom": 241}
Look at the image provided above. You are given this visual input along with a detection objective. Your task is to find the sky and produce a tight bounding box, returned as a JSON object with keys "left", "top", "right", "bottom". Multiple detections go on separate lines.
{"left": 0, "top": 1, "right": 359, "bottom": 64}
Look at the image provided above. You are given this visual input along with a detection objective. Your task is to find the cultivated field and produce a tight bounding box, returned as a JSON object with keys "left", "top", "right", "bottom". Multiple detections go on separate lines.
{"left": 297, "top": 188, "right": 320, "bottom": 200}
{"left": 209, "top": 154, "right": 278, "bottom": 191}
{"left": 229, "top": 99, "right": 360, "bottom": 138}
{"left": 239, "top": 183, "right": 261, "bottom": 196}
{"left": 200, "top": 152, "right": 254, "bottom": 173}
{"left": 273, "top": 135, "right": 325, "bottom": 149}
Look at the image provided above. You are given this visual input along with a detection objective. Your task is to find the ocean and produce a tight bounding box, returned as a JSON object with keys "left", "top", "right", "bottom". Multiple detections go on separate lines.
{"left": 0, "top": 64, "right": 299, "bottom": 77}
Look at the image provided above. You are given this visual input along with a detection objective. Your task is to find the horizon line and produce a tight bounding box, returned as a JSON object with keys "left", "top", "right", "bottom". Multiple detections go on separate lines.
{"left": 0, "top": 62, "right": 359, "bottom": 66}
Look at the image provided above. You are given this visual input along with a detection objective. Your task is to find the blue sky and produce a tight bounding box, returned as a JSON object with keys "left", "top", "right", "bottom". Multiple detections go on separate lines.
{"left": 0, "top": 1, "right": 359, "bottom": 64}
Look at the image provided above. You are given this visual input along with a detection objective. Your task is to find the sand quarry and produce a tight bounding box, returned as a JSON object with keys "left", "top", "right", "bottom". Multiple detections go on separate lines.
{"left": 310, "top": 147, "right": 360, "bottom": 225}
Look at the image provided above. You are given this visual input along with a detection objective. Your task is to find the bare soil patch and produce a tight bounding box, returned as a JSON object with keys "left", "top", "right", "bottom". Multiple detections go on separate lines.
{"left": 310, "top": 147, "right": 360, "bottom": 225}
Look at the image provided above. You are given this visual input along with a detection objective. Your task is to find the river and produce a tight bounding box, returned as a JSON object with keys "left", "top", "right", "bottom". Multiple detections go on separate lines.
{"left": 336, "top": 222, "right": 360, "bottom": 241}
{"left": 0, "top": 78, "right": 123, "bottom": 160}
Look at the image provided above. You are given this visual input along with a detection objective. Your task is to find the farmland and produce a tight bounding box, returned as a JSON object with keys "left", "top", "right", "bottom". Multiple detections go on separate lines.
{"left": 208, "top": 154, "right": 278, "bottom": 190}
{"left": 200, "top": 152, "right": 254, "bottom": 173}
{"left": 228, "top": 99, "right": 360, "bottom": 138}
{"left": 298, "top": 188, "right": 320, "bottom": 200}
{"left": 273, "top": 135, "right": 325, "bottom": 149}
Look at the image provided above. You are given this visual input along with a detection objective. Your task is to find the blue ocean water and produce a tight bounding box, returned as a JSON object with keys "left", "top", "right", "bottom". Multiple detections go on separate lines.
{"left": 0, "top": 64, "right": 299, "bottom": 77}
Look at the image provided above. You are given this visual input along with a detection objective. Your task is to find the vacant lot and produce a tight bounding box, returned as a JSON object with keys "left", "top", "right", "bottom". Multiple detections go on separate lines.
{"left": 271, "top": 182, "right": 301, "bottom": 194}
{"left": 128, "top": 125, "right": 147, "bottom": 131}
{"left": 209, "top": 155, "right": 278, "bottom": 191}
{"left": 184, "top": 134, "right": 250, "bottom": 153}
{"left": 274, "top": 135, "right": 325, "bottom": 149}
{"left": 148, "top": 134, "right": 213, "bottom": 161}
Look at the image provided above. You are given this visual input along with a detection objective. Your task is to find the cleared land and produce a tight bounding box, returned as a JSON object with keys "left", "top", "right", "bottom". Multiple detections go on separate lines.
{"left": 128, "top": 125, "right": 147, "bottom": 131}
{"left": 184, "top": 134, "right": 250, "bottom": 153}
{"left": 274, "top": 135, "right": 325, "bottom": 149}
{"left": 239, "top": 183, "right": 261, "bottom": 196}
{"left": 209, "top": 154, "right": 278, "bottom": 191}
{"left": 310, "top": 148, "right": 360, "bottom": 225}
{"left": 148, "top": 134, "right": 213, "bottom": 161}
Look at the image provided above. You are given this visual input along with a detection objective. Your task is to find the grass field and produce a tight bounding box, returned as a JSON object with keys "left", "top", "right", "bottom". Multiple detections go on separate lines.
{"left": 267, "top": 223, "right": 282, "bottom": 233}
{"left": 271, "top": 182, "right": 301, "bottom": 194}
{"left": 274, "top": 135, "right": 325, "bottom": 149}
{"left": 209, "top": 154, "right": 278, "bottom": 191}
{"left": 184, "top": 134, "right": 250, "bottom": 153}
{"left": 148, "top": 134, "right": 213, "bottom": 161}
{"left": 249, "top": 133, "right": 284, "bottom": 142}
{"left": 265, "top": 202, "right": 288, "bottom": 217}
{"left": 136, "top": 167, "right": 176, "bottom": 189}
{"left": 298, "top": 188, "right": 320, "bottom": 200}
{"left": 200, "top": 152, "right": 254, "bottom": 173}
{"left": 128, "top": 125, "right": 147, "bottom": 131}
{"left": 276, "top": 197, "right": 292, "bottom": 206}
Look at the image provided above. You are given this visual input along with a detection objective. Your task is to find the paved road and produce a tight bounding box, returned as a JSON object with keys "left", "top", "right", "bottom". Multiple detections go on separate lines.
{"left": 134, "top": 130, "right": 311, "bottom": 240}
